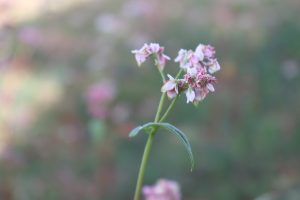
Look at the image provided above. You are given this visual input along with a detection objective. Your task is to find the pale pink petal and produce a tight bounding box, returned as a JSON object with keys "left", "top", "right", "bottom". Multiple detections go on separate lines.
{"left": 143, "top": 179, "right": 181, "bottom": 200}
{"left": 167, "top": 90, "right": 177, "bottom": 99}
{"left": 134, "top": 53, "right": 147, "bottom": 66}
{"left": 149, "top": 43, "right": 160, "bottom": 53}
{"left": 187, "top": 67, "right": 198, "bottom": 76}
{"left": 161, "top": 81, "right": 176, "bottom": 92}
{"left": 195, "top": 88, "right": 208, "bottom": 101}
{"left": 194, "top": 44, "right": 204, "bottom": 61}
{"left": 206, "top": 83, "right": 215, "bottom": 92}
{"left": 185, "top": 88, "right": 195, "bottom": 103}
{"left": 175, "top": 84, "right": 179, "bottom": 94}
{"left": 175, "top": 49, "right": 192, "bottom": 69}
{"left": 203, "top": 45, "right": 215, "bottom": 58}
{"left": 174, "top": 49, "right": 187, "bottom": 62}
{"left": 163, "top": 54, "right": 171, "bottom": 61}
{"left": 208, "top": 60, "right": 221, "bottom": 74}
{"left": 167, "top": 74, "right": 175, "bottom": 81}
{"left": 156, "top": 53, "right": 170, "bottom": 70}
{"left": 181, "top": 61, "right": 192, "bottom": 69}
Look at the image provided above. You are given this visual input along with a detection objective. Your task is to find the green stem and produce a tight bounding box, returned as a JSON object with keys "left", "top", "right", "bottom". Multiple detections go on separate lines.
{"left": 133, "top": 132, "right": 155, "bottom": 200}
{"left": 133, "top": 92, "right": 165, "bottom": 200}
{"left": 154, "top": 93, "right": 166, "bottom": 122}
{"left": 133, "top": 69, "right": 183, "bottom": 200}
{"left": 159, "top": 96, "right": 179, "bottom": 123}
{"left": 159, "top": 70, "right": 166, "bottom": 82}
{"left": 175, "top": 68, "right": 184, "bottom": 79}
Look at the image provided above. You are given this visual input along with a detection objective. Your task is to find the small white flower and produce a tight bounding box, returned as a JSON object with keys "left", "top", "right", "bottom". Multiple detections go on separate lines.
{"left": 185, "top": 87, "right": 195, "bottom": 103}
{"left": 161, "top": 75, "right": 177, "bottom": 92}
{"left": 208, "top": 60, "right": 221, "bottom": 74}
{"left": 206, "top": 83, "right": 215, "bottom": 92}
{"left": 194, "top": 44, "right": 205, "bottom": 61}
{"left": 149, "top": 43, "right": 160, "bottom": 53}
{"left": 187, "top": 67, "right": 198, "bottom": 76}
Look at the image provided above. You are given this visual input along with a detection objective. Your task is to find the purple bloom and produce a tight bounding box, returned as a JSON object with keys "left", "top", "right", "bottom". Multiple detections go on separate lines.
{"left": 131, "top": 43, "right": 151, "bottom": 66}
{"left": 195, "top": 44, "right": 216, "bottom": 59}
{"left": 174, "top": 49, "right": 193, "bottom": 69}
{"left": 207, "top": 59, "right": 221, "bottom": 74}
{"left": 194, "top": 44, "right": 205, "bottom": 61}
{"left": 172, "top": 43, "right": 220, "bottom": 104}
{"left": 185, "top": 87, "right": 196, "bottom": 103}
{"left": 156, "top": 48, "right": 171, "bottom": 71}
{"left": 202, "top": 44, "right": 216, "bottom": 58}
{"left": 132, "top": 43, "right": 170, "bottom": 70}
{"left": 175, "top": 44, "right": 221, "bottom": 75}
{"left": 143, "top": 179, "right": 181, "bottom": 200}
{"left": 161, "top": 75, "right": 178, "bottom": 99}
{"left": 149, "top": 43, "right": 161, "bottom": 53}
{"left": 133, "top": 42, "right": 221, "bottom": 105}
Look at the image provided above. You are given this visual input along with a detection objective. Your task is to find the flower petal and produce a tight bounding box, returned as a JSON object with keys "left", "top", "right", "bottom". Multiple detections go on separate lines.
{"left": 167, "top": 90, "right": 177, "bottom": 99}
{"left": 187, "top": 67, "right": 198, "bottom": 76}
{"left": 161, "top": 81, "right": 176, "bottom": 92}
{"left": 208, "top": 60, "right": 221, "bottom": 74}
{"left": 167, "top": 74, "right": 175, "bottom": 80}
{"left": 194, "top": 44, "right": 204, "bottom": 61}
{"left": 185, "top": 87, "right": 195, "bottom": 103}
{"left": 206, "top": 83, "right": 215, "bottom": 92}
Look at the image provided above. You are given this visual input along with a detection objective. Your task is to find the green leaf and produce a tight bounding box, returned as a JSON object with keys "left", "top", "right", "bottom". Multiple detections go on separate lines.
{"left": 129, "top": 122, "right": 195, "bottom": 171}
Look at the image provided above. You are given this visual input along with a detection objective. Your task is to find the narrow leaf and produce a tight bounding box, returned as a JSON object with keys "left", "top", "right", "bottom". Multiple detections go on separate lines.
{"left": 128, "top": 122, "right": 195, "bottom": 171}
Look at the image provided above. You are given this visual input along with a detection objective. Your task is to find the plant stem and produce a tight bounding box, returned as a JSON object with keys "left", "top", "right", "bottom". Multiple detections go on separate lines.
{"left": 175, "top": 68, "right": 183, "bottom": 79}
{"left": 133, "top": 131, "right": 155, "bottom": 200}
{"left": 133, "top": 92, "right": 165, "bottom": 200}
{"left": 133, "top": 69, "right": 183, "bottom": 200}
{"left": 154, "top": 93, "right": 166, "bottom": 122}
{"left": 159, "top": 70, "right": 166, "bottom": 82}
{"left": 159, "top": 96, "right": 179, "bottom": 123}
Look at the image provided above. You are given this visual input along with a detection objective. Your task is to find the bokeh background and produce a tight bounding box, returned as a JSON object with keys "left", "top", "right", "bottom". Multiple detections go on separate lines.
{"left": 0, "top": 0, "right": 300, "bottom": 199}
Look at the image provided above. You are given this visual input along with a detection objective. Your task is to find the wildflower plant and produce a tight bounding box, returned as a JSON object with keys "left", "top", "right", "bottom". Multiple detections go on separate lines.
{"left": 130, "top": 43, "right": 221, "bottom": 200}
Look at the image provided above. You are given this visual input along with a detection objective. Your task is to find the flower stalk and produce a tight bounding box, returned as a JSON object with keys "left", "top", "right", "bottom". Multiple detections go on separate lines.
{"left": 131, "top": 42, "right": 221, "bottom": 200}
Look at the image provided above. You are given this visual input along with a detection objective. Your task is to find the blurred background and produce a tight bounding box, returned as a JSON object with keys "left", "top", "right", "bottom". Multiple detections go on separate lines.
{"left": 0, "top": 0, "right": 300, "bottom": 199}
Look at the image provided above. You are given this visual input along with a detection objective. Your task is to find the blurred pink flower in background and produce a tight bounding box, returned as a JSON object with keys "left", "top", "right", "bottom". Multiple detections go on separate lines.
{"left": 18, "top": 27, "right": 43, "bottom": 47}
{"left": 143, "top": 179, "right": 181, "bottom": 200}
{"left": 85, "top": 81, "right": 116, "bottom": 119}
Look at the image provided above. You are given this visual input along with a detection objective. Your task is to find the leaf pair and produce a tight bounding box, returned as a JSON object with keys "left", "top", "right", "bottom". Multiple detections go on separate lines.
{"left": 129, "top": 122, "right": 194, "bottom": 171}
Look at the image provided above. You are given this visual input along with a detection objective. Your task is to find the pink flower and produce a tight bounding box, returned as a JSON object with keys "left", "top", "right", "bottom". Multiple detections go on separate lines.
{"left": 132, "top": 43, "right": 170, "bottom": 70}
{"left": 207, "top": 59, "right": 221, "bottom": 74}
{"left": 194, "top": 87, "right": 209, "bottom": 102}
{"left": 194, "top": 44, "right": 205, "bottom": 61}
{"left": 143, "top": 179, "right": 181, "bottom": 200}
{"left": 149, "top": 43, "right": 161, "bottom": 53}
{"left": 161, "top": 75, "right": 178, "bottom": 99}
{"left": 175, "top": 44, "right": 221, "bottom": 75}
{"left": 156, "top": 48, "right": 171, "bottom": 71}
{"left": 195, "top": 44, "right": 216, "bottom": 59}
{"left": 185, "top": 87, "right": 196, "bottom": 103}
{"left": 85, "top": 81, "right": 116, "bottom": 119}
{"left": 203, "top": 45, "right": 216, "bottom": 58}
{"left": 183, "top": 67, "right": 217, "bottom": 104}
{"left": 131, "top": 43, "right": 151, "bottom": 66}
{"left": 174, "top": 49, "right": 192, "bottom": 69}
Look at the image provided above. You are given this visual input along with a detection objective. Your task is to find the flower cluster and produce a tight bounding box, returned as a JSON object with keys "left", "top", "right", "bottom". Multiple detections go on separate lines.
{"left": 131, "top": 43, "right": 170, "bottom": 70}
{"left": 163, "top": 44, "right": 220, "bottom": 104}
{"left": 142, "top": 179, "right": 181, "bottom": 200}
{"left": 132, "top": 43, "right": 221, "bottom": 104}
